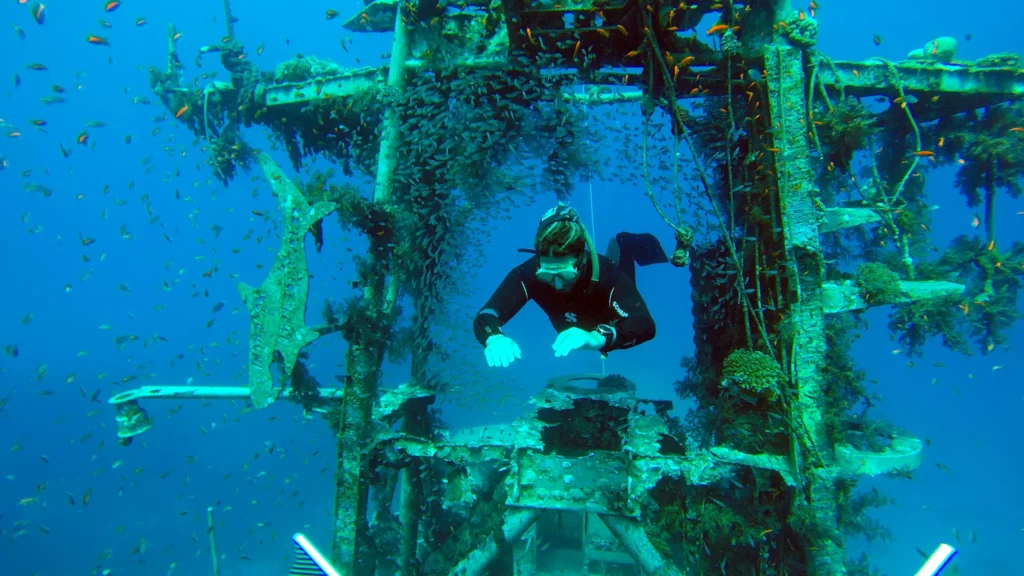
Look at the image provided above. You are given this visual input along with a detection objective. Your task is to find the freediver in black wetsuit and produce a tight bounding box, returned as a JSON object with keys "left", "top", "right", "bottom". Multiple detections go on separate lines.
{"left": 472, "top": 203, "right": 671, "bottom": 367}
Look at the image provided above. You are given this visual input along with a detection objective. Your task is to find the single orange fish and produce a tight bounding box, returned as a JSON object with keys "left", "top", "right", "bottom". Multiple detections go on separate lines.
{"left": 86, "top": 35, "right": 109, "bottom": 46}
{"left": 175, "top": 105, "right": 188, "bottom": 118}
{"left": 679, "top": 55, "right": 694, "bottom": 67}
{"left": 706, "top": 24, "right": 729, "bottom": 35}
{"left": 104, "top": 0, "right": 119, "bottom": 12}
{"left": 1010, "top": 127, "right": 1024, "bottom": 132}
{"left": 912, "top": 150, "right": 934, "bottom": 157}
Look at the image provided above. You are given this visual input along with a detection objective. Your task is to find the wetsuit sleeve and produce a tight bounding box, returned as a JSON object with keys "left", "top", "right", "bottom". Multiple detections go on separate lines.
{"left": 473, "top": 260, "right": 534, "bottom": 346}
{"left": 600, "top": 270, "right": 655, "bottom": 353}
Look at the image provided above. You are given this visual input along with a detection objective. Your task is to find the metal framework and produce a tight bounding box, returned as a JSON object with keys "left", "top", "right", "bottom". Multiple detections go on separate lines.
{"left": 113, "top": 0, "right": 1024, "bottom": 574}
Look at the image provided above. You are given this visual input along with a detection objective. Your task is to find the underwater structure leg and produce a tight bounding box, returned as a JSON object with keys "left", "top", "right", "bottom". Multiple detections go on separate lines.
{"left": 764, "top": 43, "right": 845, "bottom": 574}
{"left": 597, "top": 514, "right": 684, "bottom": 576}
{"left": 332, "top": 3, "right": 411, "bottom": 573}
{"left": 207, "top": 506, "right": 221, "bottom": 576}
{"left": 449, "top": 508, "right": 543, "bottom": 576}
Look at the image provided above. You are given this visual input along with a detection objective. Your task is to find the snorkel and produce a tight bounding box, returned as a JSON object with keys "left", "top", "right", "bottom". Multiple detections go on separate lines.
{"left": 534, "top": 203, "right": 600, "bottom": 291}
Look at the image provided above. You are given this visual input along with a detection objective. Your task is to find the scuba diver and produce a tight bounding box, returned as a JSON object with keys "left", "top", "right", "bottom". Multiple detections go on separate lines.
{"left": 473, "top": 203, "right": 671, "bottom": 367}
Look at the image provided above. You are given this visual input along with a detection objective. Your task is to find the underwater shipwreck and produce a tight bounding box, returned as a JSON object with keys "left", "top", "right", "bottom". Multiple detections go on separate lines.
{"left": 106, "top": 0, "right": 1024, "bottom": 574}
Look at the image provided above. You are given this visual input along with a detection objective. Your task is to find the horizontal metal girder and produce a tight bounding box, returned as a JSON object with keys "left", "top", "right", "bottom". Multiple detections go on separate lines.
{"left": 108, "top": 383, "right": 434, "bottom": 430}
{"left": 258, "top": 67, "right": 384, "bottom": 106}
{"left": 822, "top": 279, "right": 966, "bottom": 314}
{"left": 819, "top": 58, "right": 1024, "bottom": 101}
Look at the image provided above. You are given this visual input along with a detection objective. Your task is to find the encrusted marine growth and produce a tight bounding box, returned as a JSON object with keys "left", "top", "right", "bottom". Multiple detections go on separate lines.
{"left": 854, "top": 262, "right": 904, "bottom": 304}
{"left": 817, "top": 97, "right": 878, "bottom": 174}
{"left": 237, "top": 152, "right": 339, "bottom": 408}
{"left": 907, "top": 37, "right": 957, "bottom": 63}
{"left": 274, "top": 55, "right": 346, "bottom": 83}
{"left": 721, "top": 349, "right": 783, "bottom": 400}
{"left": 780, "top": 10, "right": 818, "bottom": 48}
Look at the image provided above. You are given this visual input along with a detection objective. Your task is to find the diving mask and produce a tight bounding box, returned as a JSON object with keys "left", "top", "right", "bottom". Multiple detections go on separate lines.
{"left": 536, "top": 254, "right": 580, "bottom": 287}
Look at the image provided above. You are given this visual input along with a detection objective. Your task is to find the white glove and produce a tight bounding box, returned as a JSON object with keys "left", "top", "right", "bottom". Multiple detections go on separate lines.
{"left": 484, "top": 334, "right": 522, "bottom": 368}
{"left": 552, "top": 327, "right": 605, "bottom": 358}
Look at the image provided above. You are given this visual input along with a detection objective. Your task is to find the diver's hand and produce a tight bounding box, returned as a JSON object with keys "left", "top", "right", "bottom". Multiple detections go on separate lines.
{"left": 484, "top": 334, "right": 522, "bottom": 368}
{"left": 552, "top": 327, "right": 605, "bottom": 358}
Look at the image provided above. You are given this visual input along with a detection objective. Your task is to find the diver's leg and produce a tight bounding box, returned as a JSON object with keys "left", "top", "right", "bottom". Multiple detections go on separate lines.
{"left": 606, "top": 232, "right": 669, "bottom": 280}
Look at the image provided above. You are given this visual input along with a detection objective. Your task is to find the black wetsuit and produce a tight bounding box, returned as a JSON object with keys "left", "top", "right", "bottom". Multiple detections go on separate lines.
{"left": 473, "top": 252, "right": 657, "bottom": 355}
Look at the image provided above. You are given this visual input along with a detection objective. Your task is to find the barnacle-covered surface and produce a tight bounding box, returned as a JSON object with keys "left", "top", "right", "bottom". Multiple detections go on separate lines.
{"left": 129, "top": 0, "right": 1024, "bottom": 574}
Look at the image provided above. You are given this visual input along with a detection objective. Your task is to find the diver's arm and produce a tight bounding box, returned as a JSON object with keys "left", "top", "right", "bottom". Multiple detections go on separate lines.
{"left": 598, "top": 272, "right": 656, "bottom": 353}
{"left": 472, "top": 261, "right": 533, "bottom": 346}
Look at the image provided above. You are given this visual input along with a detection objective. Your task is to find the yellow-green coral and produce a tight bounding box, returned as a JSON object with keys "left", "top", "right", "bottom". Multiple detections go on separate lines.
{"left": 721, "top": 349, "right": 783, "bottom": 400}
{"left": 855, "top": 262, "right": 904, "bottom": 304}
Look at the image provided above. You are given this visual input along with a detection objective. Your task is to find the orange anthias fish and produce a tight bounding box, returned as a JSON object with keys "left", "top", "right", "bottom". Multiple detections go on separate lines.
{"left": 706, "top": 24, "right": 729, "bottom": 35}
{"left": 104, "top": 0, "right": 120, "bottom": 11}
{"left": 175, "top": 105, "right": 188, "bottom": 118}
{"left": 86, "top": 35, "right": 109, "bottom": 46}
{"left": 912, "top": 150, "right": 934, "bottom": 157}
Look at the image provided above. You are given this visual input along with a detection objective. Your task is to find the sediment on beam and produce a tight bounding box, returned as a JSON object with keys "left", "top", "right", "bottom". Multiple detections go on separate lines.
{"left": 822, "top": 280, "right": 966, "bottom": 314}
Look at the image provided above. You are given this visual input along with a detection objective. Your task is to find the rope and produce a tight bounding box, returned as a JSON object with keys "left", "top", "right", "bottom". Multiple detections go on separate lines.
{"left": 581, "top": 88, "right": 606, "bottom": 376}
{"left": 203, "top": 87, "right": 211, "bottom": 142}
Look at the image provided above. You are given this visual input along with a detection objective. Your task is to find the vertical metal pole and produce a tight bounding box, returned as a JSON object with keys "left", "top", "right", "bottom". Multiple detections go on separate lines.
{"left": 331, "top": 3, "right": 412, "bottom": 573}
{"left": 580, "top": 512, "right": 588, "bottom": 574}
{"left": 222, "top": 0, "right": 235, "bottom": 38}
{"left": 207, "top": 507, "right": 221, "bottom": 576}
{"left": 165, "top": 24, "right": 177, "bottom": 80}
{"left": 763, "top": 43, "right": 846, "bottom": 575}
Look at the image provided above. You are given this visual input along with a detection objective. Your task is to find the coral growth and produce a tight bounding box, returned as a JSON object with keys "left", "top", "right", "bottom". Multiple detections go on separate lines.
{"left": 273, "top": 55, "right": 345, "bottom": 83}
{"left": 855, "top": 262, "right": 904, "bottom": 304}
{"left": 721, "top": 349, "right": 784, "bottom": 400}
{"left": 781, "top": 10, "right": 818, "bottom": 47}
{"left": 939, "top": 102, "right": 1024, "bottom": 207}
{"left": 818, "top": 97, "right": 878, "bottom": 173}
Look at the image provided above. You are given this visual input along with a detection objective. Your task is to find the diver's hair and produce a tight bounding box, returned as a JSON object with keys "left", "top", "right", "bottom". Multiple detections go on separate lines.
{"left": 535, "top": 219, "right": 587, "bottom": 257}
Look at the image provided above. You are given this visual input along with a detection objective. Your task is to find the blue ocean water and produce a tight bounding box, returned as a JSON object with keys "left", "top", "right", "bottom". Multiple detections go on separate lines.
{"left": 1, "top": 1, "right": 1021, "bottom": 575}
